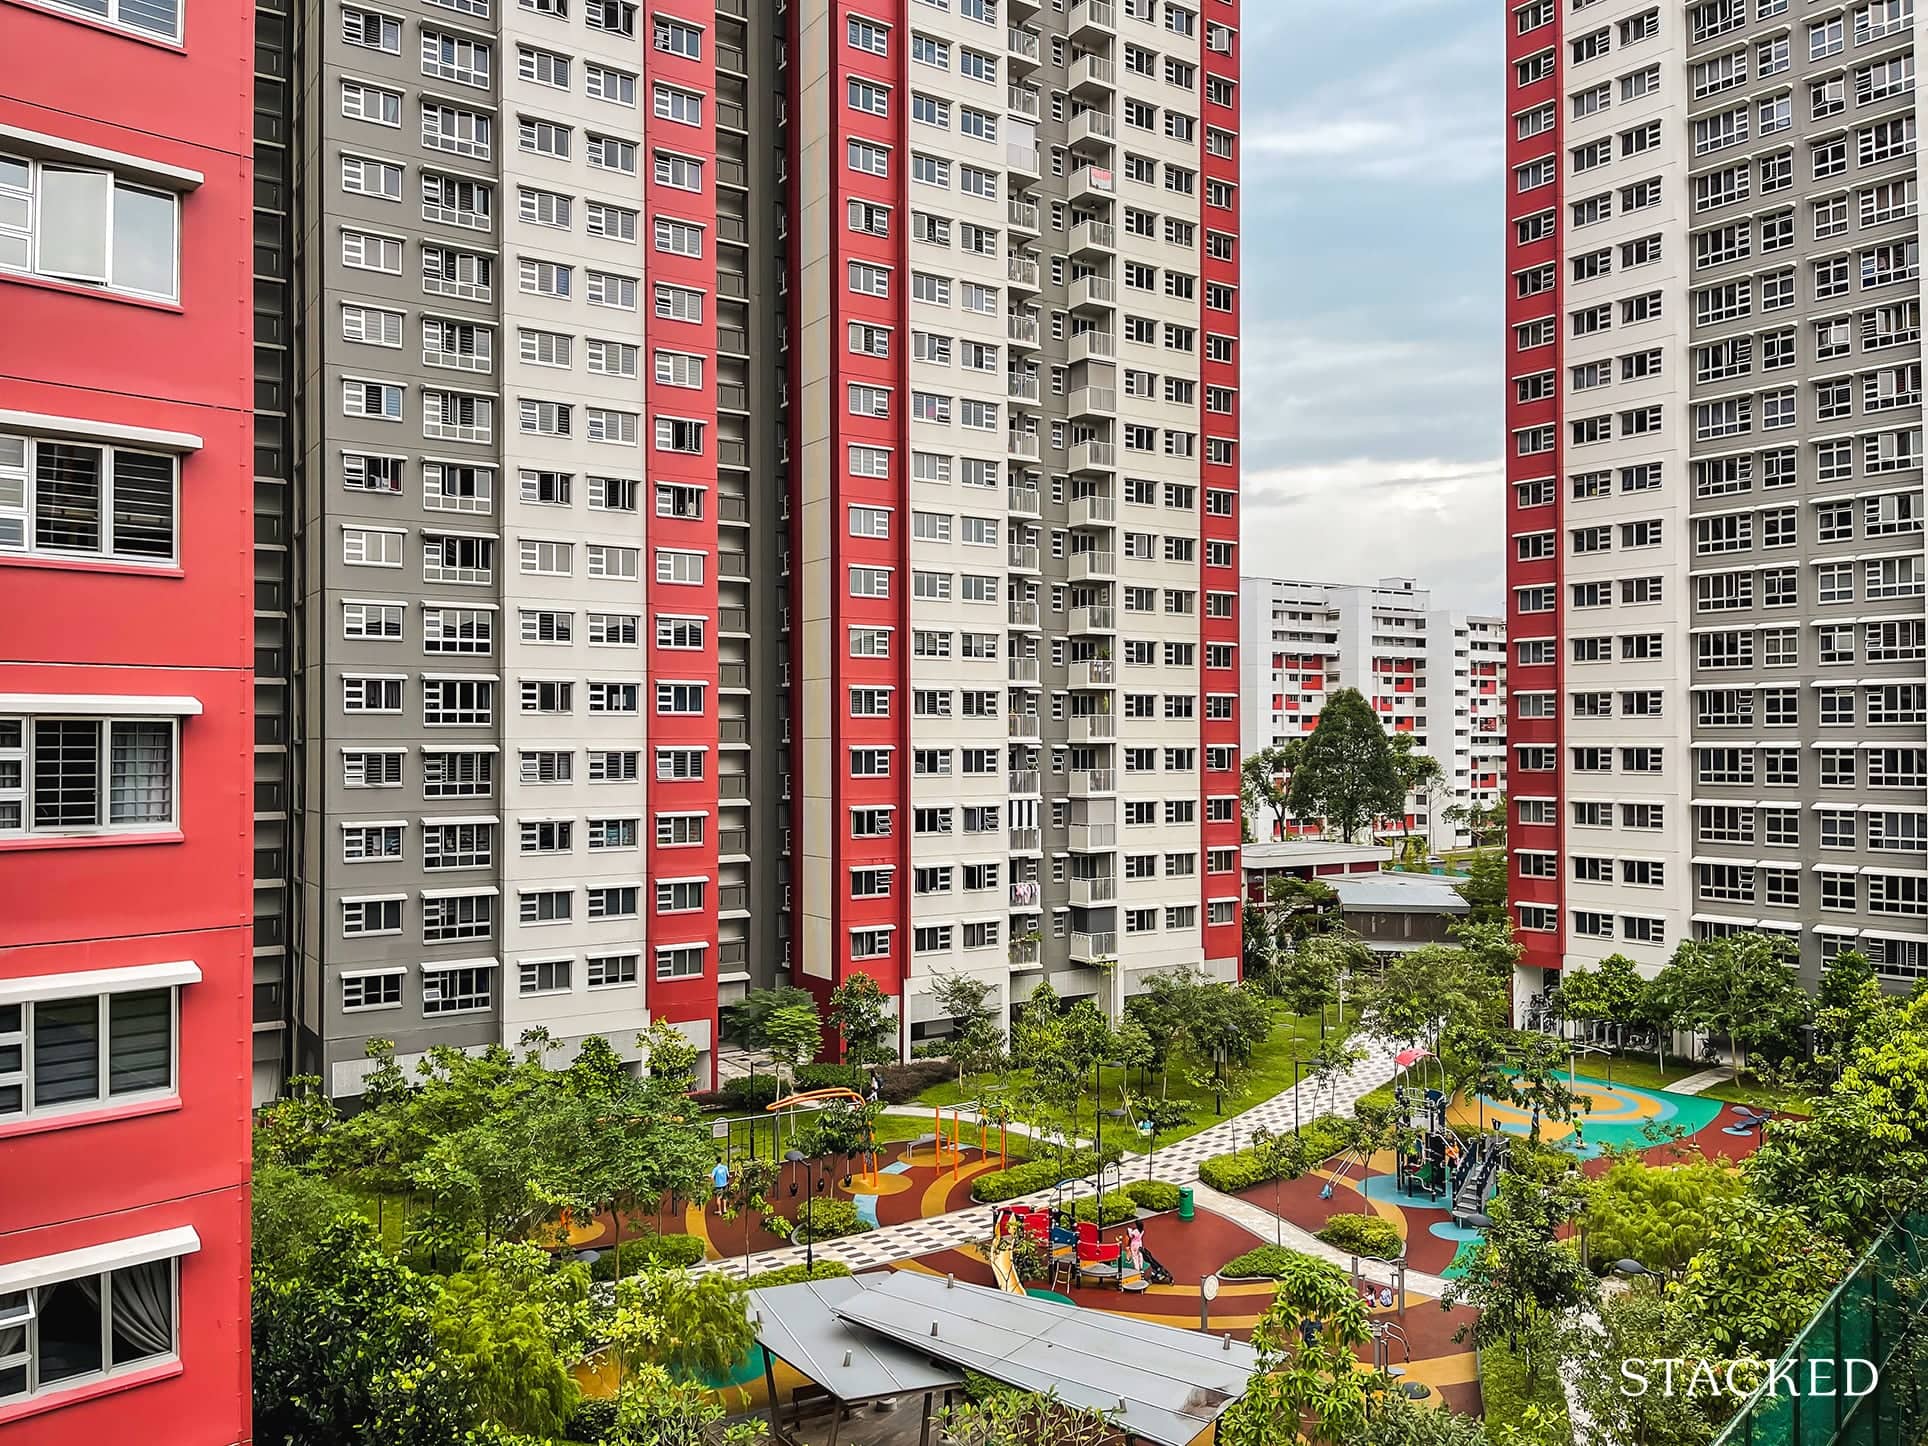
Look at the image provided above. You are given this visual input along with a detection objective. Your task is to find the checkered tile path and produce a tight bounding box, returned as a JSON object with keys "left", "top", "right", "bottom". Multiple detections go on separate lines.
{"left": 692, "top": 1034, "right": 1409, "bottom": 1279}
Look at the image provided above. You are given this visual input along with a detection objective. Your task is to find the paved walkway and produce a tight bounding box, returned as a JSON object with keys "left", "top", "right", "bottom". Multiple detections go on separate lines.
{"left": 694, "top": 1034, "right": 1409, "bottom": 1279}
{"left": 1668, "top": 1065, "right": 1734, "bottom": 1095}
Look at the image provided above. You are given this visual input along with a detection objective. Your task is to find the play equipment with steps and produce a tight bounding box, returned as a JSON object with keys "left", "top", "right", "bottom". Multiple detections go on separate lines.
{"left": 1450, "top": 1132, "right": 1505, "bottom": 1225}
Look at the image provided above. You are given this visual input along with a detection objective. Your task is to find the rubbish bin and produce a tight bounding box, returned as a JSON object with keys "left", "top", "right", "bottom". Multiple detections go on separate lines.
{"left": 1178, "top": 1185, "right": 1195, "bottom": 1221}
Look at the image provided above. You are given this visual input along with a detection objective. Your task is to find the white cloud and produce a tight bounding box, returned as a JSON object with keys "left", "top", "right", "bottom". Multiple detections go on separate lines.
{"left": 1238, "top": 457, "right": 1506, "bottom": 614}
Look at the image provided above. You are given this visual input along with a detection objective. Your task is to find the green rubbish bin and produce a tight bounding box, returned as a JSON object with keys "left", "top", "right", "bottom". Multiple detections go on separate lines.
{"left": 1178, "top": 1185, "right": 1195, "bottom": 1221}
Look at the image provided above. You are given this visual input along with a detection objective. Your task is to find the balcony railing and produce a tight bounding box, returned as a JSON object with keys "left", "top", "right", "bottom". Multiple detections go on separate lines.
{"left": 1010, "top": 827, "right": 1043, "bottom": 852}
{"left": 1069, "top": 768, "right": 1117, "bottom": 795}
{"left": 1008, "top": 485, "right": 1042, "bottom": 516}
{"left": 1070, "top": 712, "right": 1116, "bottom": 741}
{"left": 1070, "top": 658, "right": 1115, "bottom": 688}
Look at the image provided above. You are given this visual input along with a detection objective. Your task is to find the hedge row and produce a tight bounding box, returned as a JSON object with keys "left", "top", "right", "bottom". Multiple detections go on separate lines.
{"left": 1124, "top": 1179, "right": 1183, "bottom": 1213}
{"left": 1197, "top": 1117, "right": 1349, "bottom": 1194}
{"left": 745, "top": 1260, "right": 854, "bottom": 1289}
{"left": 1316, "top": 1211, "right": 1404, "bottom": 1260}
{"left": 766, "top": 1197, "right": 871, "bottom": 1245}
{"left": 1218, "top": 1244, "right": 1325, "bottom": 1281}
{"left": 969, "top": 1147, "right": 1122, "bottom": 1203}
{"left": 694, "top": 1060, "right": 955, "bottom": 1112}
{"left": 586, "top": 1233, "right": 706, "bottom": 1280}
{"left": 1070, "top": 1191, "right": 1138, "bottom": 1226}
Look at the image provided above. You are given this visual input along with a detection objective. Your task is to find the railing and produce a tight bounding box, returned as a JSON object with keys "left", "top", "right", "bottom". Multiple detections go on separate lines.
{"left": 1069, "top": 824, "right": 1117, "bottom": 851}
{"left": 1009, "top": 544, "right": 1041, "bottom": 573}
{"left": 1008, "top": 371, "right": 1041, "bottom": 402}
{"left": 1008, "top": 770, "right": 1041, "bottom": 795}
{"left": 1071, "top": 274, "right": 1116, "bottom": 307}
{"left": 1071, "top": 494, "right": 1117, "bottom": 527}
{"left": 1070, "top": 54, "right": 1115, "bottom": 89}
{"left": 1009, "top": 198, "right": 1040, "bottom": 230}
{"left": 1070, "top": 930, "right": 1118, "bottom": 960}
{"left": 1070, "top": 658, "right": 1115, "bottom": 688}
{"left": 1008, "top": 143, "right": 1040, "bottom": 174}
{"left": 1008, "top": 85, "right": 1041, "bottom": 120}
{"left": 1069, "top": 548, "right": 1115, "bottom": 580}
{"left": 1070, "top": 441, "right": 1116, "bottom": 472}
{"left": 1008, "top": 599, "right": 1041, "bottom": 627}
{"left": 1070, "top": 712, "right": 1116, "bottom": 741}
{"left": 1070, "top": 219, "right": 1116, "bottom": 252}
{"left": 1070, "top": 386, "right": 1118, "bottom": 416}
{"left": 1008, "top": 485, "right": 1042, "bottom": 516}
{"left": 1070, "top": 875, "right": 1117, "bottom": 905}
{"left": 1069, "top": 0, "right": 1115, "bottom": 34}
{"left": 1008, "top": 313, "right": 1041, "bottom": 345}
{"left": 1070, "top": 768, "right": 1117, "bottom": 795}
{"left": 1008, "top": 431, "right": 1042, "bottom": 461}
{"left": 1007, "top": 26, "right": 1040, "bottom": 61}
{"left": 1009, "top": 827, "right": 1042, "bottom": 852}
{"left": 1069, "top": 606, "right": 1116, "bottom": 634}
{"left": 1009, "top": 256, "right": 1040, "bottom": 289}
{"left": 1069, "top": 109, "right": 1116, "bottom": 144}
{"left": 1008, "top": 712, "right": 1040, "bottom": 739}
{"left": 1070, "top": 330, "right": 1117, "bottom": 361}
{"left": 1008, "top": 654, "right": 1040, "bottom": 682}
{"left": 1010, "top": 937, "right": 1042, "bottom": 966}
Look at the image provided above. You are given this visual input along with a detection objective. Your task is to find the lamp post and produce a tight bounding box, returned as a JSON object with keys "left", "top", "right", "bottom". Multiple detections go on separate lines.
{"left": 783, "top": 1147, "right": 837, "bottom": 1276}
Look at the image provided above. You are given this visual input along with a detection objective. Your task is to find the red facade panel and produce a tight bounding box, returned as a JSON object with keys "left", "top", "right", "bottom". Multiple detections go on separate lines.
{"left": 0, "top": 2, "right": 254, "bottom": 1439}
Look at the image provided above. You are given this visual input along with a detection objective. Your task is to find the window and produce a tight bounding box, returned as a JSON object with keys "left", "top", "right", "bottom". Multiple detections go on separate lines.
{"left": 0, "top": 976, "right": 180, "bottom": 1126}
{"left": 0, "top": 714, "right": 180, "bottom": 836}
{"left": 0, "top": 154, "right": 181, "bottom": 302}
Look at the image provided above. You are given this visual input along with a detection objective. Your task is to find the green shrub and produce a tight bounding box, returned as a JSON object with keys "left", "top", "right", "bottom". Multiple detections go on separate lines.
{"left": 745, "top": 1260, "right": 854, "bottom": 1289}
{"left": 587, "top": 1233, "right": 706, "bottom": 1280}
{"left": 1070, "top": 1191, "right": 1136, "bottom": 1226}
{"left": 565, "top": 1397, "right": 619, "bottom": 1443}
{"left": 1219, "top": 1244, "right": 1324, "bottom": 1280}
{"left": 1197, "top": 1117, "right": 1348, "bottom": 1193}
{"left": 970, "top": 1149, "right": 1119, "bottom": 1203}
{"left": 1124, "top": 1180, "right": 1182, "bottom": 1213}
{"left": 1315, "top": 1212, "right": 1403, "bottom": 1260}
{"left": 766, "top": 1198, "right": 871, "bottom": 1245}
{"left": 793, "top": 1063, "right": 862, "bottom": 1094}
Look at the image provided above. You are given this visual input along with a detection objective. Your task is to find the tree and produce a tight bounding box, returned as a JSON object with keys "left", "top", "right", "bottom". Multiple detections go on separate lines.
{"left": 933, "top": 970, "right": 1008, "bottom": 1093}
{"left": 760, "top": 998, "right": 825, "bottom": 1089}
{"left": 1242, "top": 741, "right": 1304, "bottom": 842}
{"left": 253, "top": 1216, "right": 473, "bottom": 1446}
{"left": 1362, "top": 1394, "right": 1497, "bottom": 1446}
{"left": 1242, "top": 897, "right": 1278, "bottom": 983}
{"left": 940, "top": 1392, "right": 1117, "bottom": 1446}
{"left": 1268, "top": 875, "right": 1343, "bottom": 944}
{"left": 1272, "top": 931, "right": 1367, "bottom": 1024}
{"left": 1445, "top": 1172, "right": 1593, "bottom": 1374}
{"left": 1359, "top": 943, "right": 1502, "bottom": 1053}
{"left": 1503, "top": 1032, "right": 1586, "bottom": 1146}
{"left": 1650, "top": 934, "right": 1811, "bottom": 1076}
{"left": 637, "top": 1018, "right": 700, "bottom": 1089}
{"left": 1567, "top": 1284, "right": 1721, "bottom": 1446}
{"left": 1286, "top": 688, "right": 1405, "bottom": 842}
{"left": 727, "top": 985, "right": 816, "bottom": 1051}
{"left": 1387, "top": 731, "right": 1446, "bottom": 848}
{"left": 431, "top": 1243, "right": 594, "bottom": 1438}
{"left": 1216, "top": 1251, "right": 1377, "bottom": 1446}
{"left": 828, "top": 973, "right": 897, "bottom": 1071}
{"left": 1453, "top": 849, "right": 1509, "bottom": 929}
{"left": 1556, "top": 954, "right": 1652, "bottom": 1039}
{"left": 1673, "top": 1197, "right": 1852, "bottom": 1357}
{"left": 1443, "top": 795, "right": 1507, "bottom": 849}
{"left": 1583, "top": 1157, "right": 1747, "bottom": 1277}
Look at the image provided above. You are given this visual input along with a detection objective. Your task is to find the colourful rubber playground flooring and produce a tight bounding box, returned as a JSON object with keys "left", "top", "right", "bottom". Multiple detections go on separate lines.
{"left": 896, "top": 1204, "right": 1483, "bottom": 1415}
{"left": 1236, "top": 1077, "right": 1791, "bottom": 1281}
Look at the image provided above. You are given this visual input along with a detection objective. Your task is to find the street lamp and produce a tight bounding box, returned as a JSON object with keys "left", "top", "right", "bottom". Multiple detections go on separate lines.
{"left": 783, "top": 1148, "right": 839, "bottom": 1276}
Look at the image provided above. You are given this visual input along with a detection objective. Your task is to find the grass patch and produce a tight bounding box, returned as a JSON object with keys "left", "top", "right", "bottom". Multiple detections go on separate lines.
{"left": 1557, "top": 1052, "right": 1817, "bottom": 1114}
{"left": 1219, "top": 1244, "right": 1323, "bottom": 1280}
{"left": 1478, "top": 1338, "right": 1570, "bottom": 1437}
{"left": 917, "top": 1008, "right": 1353, "bottom": 1154}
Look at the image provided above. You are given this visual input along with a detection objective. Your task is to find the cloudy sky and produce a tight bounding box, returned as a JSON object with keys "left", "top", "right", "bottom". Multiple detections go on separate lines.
{"left": 1234, "top": 1, "right": 1506, "bottom": 613}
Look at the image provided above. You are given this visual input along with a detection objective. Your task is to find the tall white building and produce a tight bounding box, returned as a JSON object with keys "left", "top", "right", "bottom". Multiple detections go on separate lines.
{"left": 1239, "top": 576, "right": 1506, "bottom": 849}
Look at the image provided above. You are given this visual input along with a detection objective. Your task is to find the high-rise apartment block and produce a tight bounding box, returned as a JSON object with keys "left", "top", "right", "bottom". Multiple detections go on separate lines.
{"left": 240, "top": 0, "right": 1245, "bottom": 1097}
{"left": 790, "top": 0, "right": 1245, "bottom": 1042}
{"left": 1505, "top": 0, "right": 1925, "bottom": 1006}
{"left": 1239, "top": 576, "right": 1507, "bottom": 849}
{"left": 0, "top": 0, "right": 255, "bottom": 1433}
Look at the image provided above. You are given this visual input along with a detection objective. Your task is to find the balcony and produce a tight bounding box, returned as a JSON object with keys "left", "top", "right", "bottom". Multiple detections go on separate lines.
{"left": 1009, "top": 769, "right": 1042, "bottom": 796}
{"left": 1069, "top": 768, "right": 1117, "bottom": 797}
{"left": 1068, "top": 0, "right": 1115, "bottom": 41}
{"left": 1069, "top": 330, "right": 1116, "bottom": 365}
{"left": 1070, "top": 494, "right": 1117, "bottom": 528}
{"left": 1069, "top": 440, "right": 1117, "bottom": 475}
{"left": 1007, "top": 142, "right": 1041, "bottom": 177}
{"left": 1008, "top": 370, "right": 1041, "bottom": 402}
{"left": 1008, "top": 26, "right": 1042, "bottom": 70}
{"left": 1010, "top": 826, "right": 1043, "bottom": 853}
{"left": 1069, "top": 219, "right": 1117, "bottom": 257}
{"left": 1069, "top": 274, "right": 1115, "bottom": 312}
{"left": 1008, "top": 313, "right": 1041, "bottom": 348}
{"left": 1008, "top": 430, "right": 1042, "bottom": 461}
{"left": 1070, "top": 712, "right": 1116, "bottom": 741}
{"left": 1070, "top": 824, "right": 1117, "bottom": 852}
{"left": 1008, "top": 484, "right": 1042, "bottom": 517}
{"left": 1008, "top": 84, "right": 1041, "bottom": 121}
{"left": 1068, "top": 108, "right": 1116, "bottom": 154}
{"left": 1070, "top": 658, "right": 1115, "bottom": 689}
{"left": 1069, "top": 874, "right": 1117, "bottom": 907}
{"left": 1009, "top": 598, "right": 1041, "bottom": 628}
{"left": 1008, "top": 255, "right": 1041, "bottom": 293}
{"left": 1009, "top": 935, "right": 1042, "bottom": 966}
{"left": 1069, "top": 547, "right": 1115, "bottom": 581}
{"left": 1071, "top": 385, "right": 1116, "bottom": 423}
{"left": 1070, "top": 53, "right": 1115, "bottom": 97}
{"left": 1069, "top": 605, "right": 1116, "bottom": 636}
{"left": 1070, "top": 930, "right": 1118, "bottom": 962}
{"left": 1068, "top": 165, "right": 1116, "bottom": 205}
{"left": 1008, "top": 653, "right": 1041, "bottom": 683}
{"left": 1009, "top": 197, "right": 1041, "bottom": 233}
{"left": 1008, "top": 711, "right": 1041, "bottom": 740}
{"left": 1008, "top": 543, "right": 1041, "bottom": 573}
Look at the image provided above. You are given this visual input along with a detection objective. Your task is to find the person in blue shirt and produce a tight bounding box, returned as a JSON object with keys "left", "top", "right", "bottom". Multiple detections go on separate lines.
{"left": 711, "top": 1158, "right": 730, "bottom": 1210}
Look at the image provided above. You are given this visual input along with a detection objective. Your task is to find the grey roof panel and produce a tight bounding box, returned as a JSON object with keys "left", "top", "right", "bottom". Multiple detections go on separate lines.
{"left": 746, "top": 1277, "right": 964, "bottom": 1404}
{"left": 830, "top": 1273, "right": 1259, "bottom": 1446}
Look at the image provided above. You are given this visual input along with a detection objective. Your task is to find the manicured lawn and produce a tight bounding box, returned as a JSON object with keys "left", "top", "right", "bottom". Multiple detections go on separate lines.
{"left": 1562, "top": 1052, "right": 1817, "bottom": 1113}
{"left": 913, "top": 1008, "right": 1354, "bottom": 1154}
{"left": 1478, "top": 1339, "right": 1569, "bottom": 1436}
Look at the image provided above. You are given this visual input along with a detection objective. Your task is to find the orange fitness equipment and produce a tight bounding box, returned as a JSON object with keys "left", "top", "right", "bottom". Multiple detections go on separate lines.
{"left": 764, "top": 1087, "right": 886, "bottom": 1189}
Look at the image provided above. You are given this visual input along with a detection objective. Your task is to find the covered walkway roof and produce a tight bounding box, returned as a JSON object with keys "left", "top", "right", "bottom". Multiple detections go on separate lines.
{"left": 746, "top": 1276, "right": 964, "bottom": 1406}
{"left": 828, "top": 1272, "right": 1260, "bottom": 1446}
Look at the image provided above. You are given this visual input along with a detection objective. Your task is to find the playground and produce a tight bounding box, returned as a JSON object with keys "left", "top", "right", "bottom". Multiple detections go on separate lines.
{"left": 1235, "top": 1057, "right": 1791, "bottom": 1281}
{"left": 559, "top": 1089, "right": 1034, "bottom": 1265}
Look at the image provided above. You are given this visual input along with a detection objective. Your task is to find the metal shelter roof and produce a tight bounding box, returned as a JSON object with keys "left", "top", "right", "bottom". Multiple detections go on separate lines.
{"left": 745, "top": 1277, "right": 964, "bottom": 1405}
{"left": 830, "top": 1272, "right": 1261, "bottom": 1446}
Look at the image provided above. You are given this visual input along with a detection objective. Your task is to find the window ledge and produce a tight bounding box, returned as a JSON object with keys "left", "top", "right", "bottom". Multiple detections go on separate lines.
{"left": 0, "top": 1095, "right": 180, "bottom": 1142}
{"left": 0, "top": 555, "right": 183, "bottom": 580}
{"left": 0, "top": 270, "right": 183, "bottom": 314}
{"left": 0, "top": 1357, "right": 182, "bottom": 1427}
{"left": 0, "top": 831, "right": 184, "bottom": 854}
{"left": 0, "top": 0, "right": 185, "bottom": 52}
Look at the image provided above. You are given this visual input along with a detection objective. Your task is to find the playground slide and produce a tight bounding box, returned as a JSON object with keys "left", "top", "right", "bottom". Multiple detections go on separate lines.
{"left": 989, "top": 1238, "right": 1027, "bottom": 1295}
